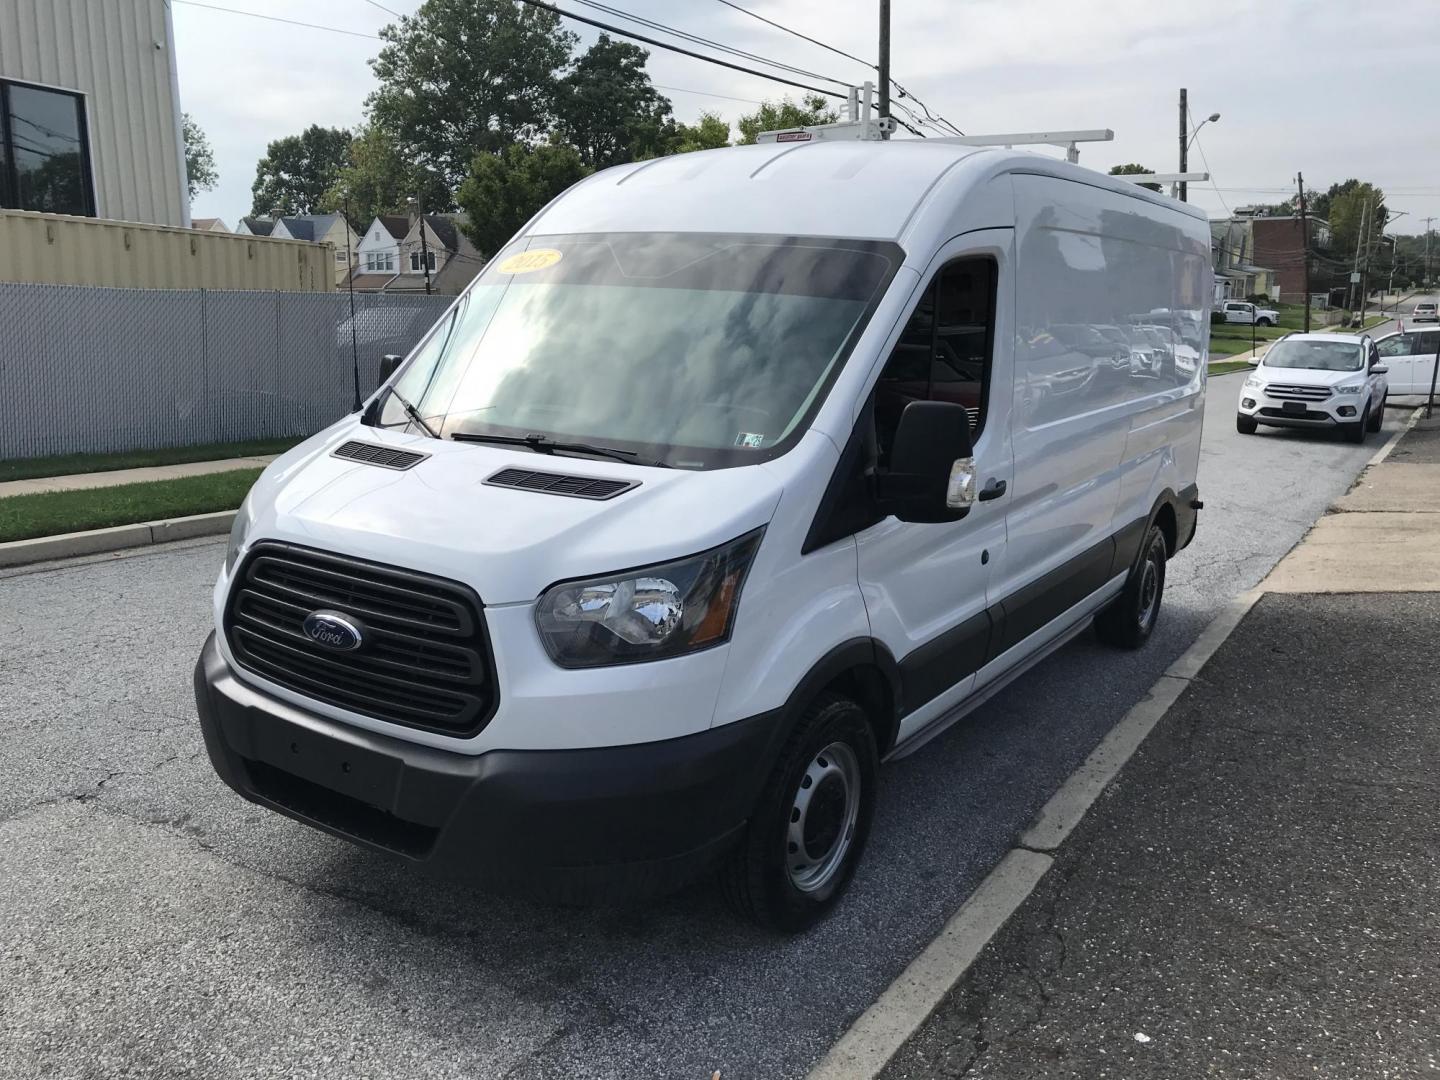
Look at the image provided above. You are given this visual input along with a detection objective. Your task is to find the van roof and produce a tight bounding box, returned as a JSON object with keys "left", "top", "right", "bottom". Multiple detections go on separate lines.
{"left": 529, "top": 140, "right": 1209, "bottom": 243}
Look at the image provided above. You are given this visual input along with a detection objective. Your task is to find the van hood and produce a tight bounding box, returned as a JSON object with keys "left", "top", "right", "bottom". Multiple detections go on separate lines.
{"left": 241, "top": 421, "right": 786, "bottom": 604}
{"left": 1256, "top": 365, "right": 1365, "bottom": 388}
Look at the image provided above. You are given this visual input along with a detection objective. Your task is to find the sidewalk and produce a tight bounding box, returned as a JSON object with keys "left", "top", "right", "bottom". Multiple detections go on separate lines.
{"left": 880, "top": 416, "right": 1440, "bottom": 1079}
{"left": 0, "top": 455, "right": 278, "bottom": 500}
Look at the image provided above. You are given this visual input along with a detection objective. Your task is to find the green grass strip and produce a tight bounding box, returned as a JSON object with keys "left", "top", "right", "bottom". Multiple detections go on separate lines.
{"left": 0, "top": 468, "right": 263, "bottom": 544}
{"left": 1208, "top": 360, "right": 1253, "bottom": 376}
{"left": 0, "top": 437, "right": 301, "bottom": 484}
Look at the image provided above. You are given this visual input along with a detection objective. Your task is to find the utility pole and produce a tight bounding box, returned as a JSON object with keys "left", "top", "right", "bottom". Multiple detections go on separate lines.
{"left": 409, "top": 195, "right": 433, "bottom": 295}
{"left": 344, "top": 194, "right": 361, "bottom": 411}
{"left": 1424, "top": 216, "right": 1436, "bottom": 287}
{"left": 1357, "top": 195, "right": 1376, "bottom": 326}
{"left": 1297, "top": 173, "right": 1311, "bottom": 332}
{"left": 877, "top": 0, "right": 891, "bottom": 139}
{"left": 1348, "top": 196, "right": 1369, "bottom": 315}
{"left": 1178, "top": 88, "right": 1188, "bottom": 203}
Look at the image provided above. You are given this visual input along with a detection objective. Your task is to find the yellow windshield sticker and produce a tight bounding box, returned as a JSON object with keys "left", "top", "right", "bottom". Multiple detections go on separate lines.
{"left": 497, "top": 248, "right": 563, "bottom": 274}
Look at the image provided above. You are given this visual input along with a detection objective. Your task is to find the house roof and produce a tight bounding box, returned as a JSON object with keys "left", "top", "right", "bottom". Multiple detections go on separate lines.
{"left": 378, "top": 215, "right": 409, "bottom": 240}
{"left": 192, "top": 217, "right": 227, "bottom": 231}
{"left": 341, "top": 271, "right": 401, "bottom": 291}
{"left": 423, "top": 214, "right": 460, "bottom": 251}
{"left": 277, "top": 217, "right": 315, "bottom": 241}
{"left": 240, "top": 216, "right": 275, "bottom": 236}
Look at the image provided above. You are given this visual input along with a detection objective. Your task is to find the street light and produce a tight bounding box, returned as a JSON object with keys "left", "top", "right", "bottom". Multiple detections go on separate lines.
{"left": 1187, "top": 112, "right": 1221, "bottom": 152}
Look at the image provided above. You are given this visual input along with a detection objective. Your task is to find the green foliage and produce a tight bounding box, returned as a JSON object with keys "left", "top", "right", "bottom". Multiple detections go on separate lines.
{"left": 367, "top": 0, "right": 576, "bottom": 191}
{"left": 665, "top": 111, "right": 731, "bottom": 154}
{"left": 182, "top": 113, "right": 218, "bottom": 199}
{"left": 456, "top": 143, "right": 591, "bottom": 256}
{"left": 321, "top": 124, "right": 451, "bottom": 225}
{"left": 250, "top": 125, "right": 352, "bottom": 216}
{"left": 555, "top": 34, "right": 674, "bottom": 169}
{"left": 1108, "top": 164, "right": 1161, "bottom": 193}
{"left": 1317, "top": 179, "right": 1387, "bottom": 257}
{"left": 735, "top": 95, "right": 838, "bottom": 145}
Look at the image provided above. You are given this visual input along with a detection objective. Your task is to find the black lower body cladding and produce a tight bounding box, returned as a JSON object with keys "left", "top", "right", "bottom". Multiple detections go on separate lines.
{"left": 194, "top": 633, "right": 775, "bottom": 901}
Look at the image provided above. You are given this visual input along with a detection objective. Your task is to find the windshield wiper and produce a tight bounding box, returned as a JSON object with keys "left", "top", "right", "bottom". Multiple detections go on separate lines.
{"left": 449, "top": 431, "right": 670, "bottom": 468}
{"left": 378, "top": 385, "right": 439, "bottom": 439}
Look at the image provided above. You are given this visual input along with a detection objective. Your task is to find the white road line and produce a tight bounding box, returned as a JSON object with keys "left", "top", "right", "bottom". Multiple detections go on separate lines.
{"left": 1368, "top": 406, "right": 1425, "bottom": 468}
{"left": 808, "top": 588, "right": 1265, "bottom": 1080}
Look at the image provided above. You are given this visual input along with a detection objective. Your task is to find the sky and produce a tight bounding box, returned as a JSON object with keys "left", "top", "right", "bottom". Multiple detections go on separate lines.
{"left": 174, "top": 0, "right": 1440, "bottom": 236}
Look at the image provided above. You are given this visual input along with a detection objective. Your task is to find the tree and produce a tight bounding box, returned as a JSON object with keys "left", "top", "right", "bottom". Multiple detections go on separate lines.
{"left": 250, "top": 125, "right": 352, "bottom": 216}
{"left": 735, "top": 95, "right": 837, "bottom": 145}
{"left": 665, "top": 112, "right": 730, "bottom": 155}
{"left": 456, "top": 143, "right": 590, "bottom": 256}
{"left": 182, "top": 113, "right": 217, "bottom": 199}
{"left": 321, "top": 124, "right": 450, "bottom": 225}
{"left": 368, "top": 0, "right": 575, "bottom": 192}
{"left": 555, "top": 34, "right": 674, "bottom": 169}
{"left": 1325, "top": 180, "right": 1386, "bottom": 262}
{"left": 1108, "top": 163, "right": 1161, "bottom": 193}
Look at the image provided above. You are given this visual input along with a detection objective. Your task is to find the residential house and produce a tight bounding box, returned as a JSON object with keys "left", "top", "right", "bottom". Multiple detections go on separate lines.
{"left": 343, "top": 214, "right": 483, "bottom": 295}
{"left": 237, "top": 217, "right": 276, "bottom": 237}
{"left": 271, "top": 213, "right": 360, "bottom": 285}
{"left": 1209, "top": 216, "right": 1278, "bottom": 302}
{"left": 1251, "top": 216, "right": 1332, "bottom": 305}
{"left": 191, "top": 217, "right": 230, "bottom": 233}
{"left": 0, "top": 0, "right": 188, "bottom": 226}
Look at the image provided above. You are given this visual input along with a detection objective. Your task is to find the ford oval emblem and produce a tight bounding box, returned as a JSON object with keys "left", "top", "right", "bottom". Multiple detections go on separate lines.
{"left": 301, "top": 610, "right": 365, "bottom": 652}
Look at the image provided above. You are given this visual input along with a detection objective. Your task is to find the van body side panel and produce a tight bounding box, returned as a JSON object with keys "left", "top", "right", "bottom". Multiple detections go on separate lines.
{"left": 994, "top": 175, "right": 1205, "bottom": 652}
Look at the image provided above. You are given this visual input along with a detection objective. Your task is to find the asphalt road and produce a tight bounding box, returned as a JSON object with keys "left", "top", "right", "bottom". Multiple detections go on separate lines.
{"left": 0, "top": 383, "right": 1406, "bottom": 1080}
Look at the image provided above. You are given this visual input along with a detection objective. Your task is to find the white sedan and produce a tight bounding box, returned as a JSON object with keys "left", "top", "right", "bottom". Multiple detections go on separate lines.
{"left": 1237, "top": 333, "right": 1388, "bottom": 444}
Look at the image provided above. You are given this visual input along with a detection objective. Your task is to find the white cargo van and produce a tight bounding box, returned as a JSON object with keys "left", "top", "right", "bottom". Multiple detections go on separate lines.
{"left": 196, "top": 141, "right": 1211, "bottom": 930}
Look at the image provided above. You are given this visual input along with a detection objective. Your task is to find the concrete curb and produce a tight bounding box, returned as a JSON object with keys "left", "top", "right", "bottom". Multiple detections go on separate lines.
{"left": 806, "top": 589, "right": 1265, "bottom": 1080}
{"left": 0, "top": 511, "right": 234, "bottom": 568}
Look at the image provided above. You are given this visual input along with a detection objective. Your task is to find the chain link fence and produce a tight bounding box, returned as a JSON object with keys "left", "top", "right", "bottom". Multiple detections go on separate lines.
{"left": 0, "top": 283, "right": 453, "bottom": 461}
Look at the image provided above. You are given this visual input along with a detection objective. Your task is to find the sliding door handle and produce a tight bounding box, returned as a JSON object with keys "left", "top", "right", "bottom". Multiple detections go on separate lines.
{"left": 978, "top": 478, "right": 1007, "bottom": 502}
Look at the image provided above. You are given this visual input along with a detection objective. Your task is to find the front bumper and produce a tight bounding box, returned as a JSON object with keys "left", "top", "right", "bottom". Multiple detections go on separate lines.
{"left": 194, "top": 633, "right": 777, "bottom": 900}
{"left": 1238, "top": 391, "right": 1360, "bottom": 428}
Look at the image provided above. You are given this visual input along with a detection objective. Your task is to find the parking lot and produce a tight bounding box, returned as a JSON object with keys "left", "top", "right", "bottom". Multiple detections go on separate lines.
{"left": 0, "top": 379, "right": 1408, "bottom": 1080}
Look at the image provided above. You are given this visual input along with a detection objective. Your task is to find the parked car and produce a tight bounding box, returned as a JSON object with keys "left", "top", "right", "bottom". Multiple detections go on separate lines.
{"left": 1375, "top": 327, "right": 1440, "bottom": 399}
{"left": 1221, "top": 300, "right": 1280, "bottom": 326}
{"left": 195, "top": 139, "right": 1209, "bottom": 931}
{"left": 1237, "top": 333, "right": 1386, "bottom": 442}
{"left": 1411, "top": 301, "right": 1438, "bottom": 323}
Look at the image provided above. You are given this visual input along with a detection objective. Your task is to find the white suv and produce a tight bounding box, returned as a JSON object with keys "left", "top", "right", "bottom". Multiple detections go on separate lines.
{"left": 1237, "top": 333, "right": 1388, "bottom": 443}
{"left": 1412, "top": 301, "right": 1437, "bottom": 323}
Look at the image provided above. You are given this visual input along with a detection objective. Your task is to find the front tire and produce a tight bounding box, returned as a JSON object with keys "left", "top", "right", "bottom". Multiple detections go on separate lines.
{"left": 1343, "top": 406, "right": 1368, "bottom": 444}
{"left": 1095, "top": 525, "right": 1166, "bottom": 650}
{"left": 1237, "top": 414, "right": 1258, "bottom": 435}
{"left": 721, "top": 693, "right": 878, "bottom": 932}
{"left": 1256, "top": 317, "right": 1273, "bottom": 327}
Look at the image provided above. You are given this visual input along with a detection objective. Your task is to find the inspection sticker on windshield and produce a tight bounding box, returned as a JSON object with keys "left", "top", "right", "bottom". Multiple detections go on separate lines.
{"left": 735, "top": 432, "right": 766, "bottom": 449}
{"left": 497, "top": 248, "right": 563, "bottom": 274}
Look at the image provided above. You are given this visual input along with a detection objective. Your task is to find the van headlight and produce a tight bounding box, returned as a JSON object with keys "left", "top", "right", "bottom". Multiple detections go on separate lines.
{"left": 535, "top": 530, "right": 763, "bottom": 668}
{"left": 225, "top": 494, "right": 255, "bottom": 575}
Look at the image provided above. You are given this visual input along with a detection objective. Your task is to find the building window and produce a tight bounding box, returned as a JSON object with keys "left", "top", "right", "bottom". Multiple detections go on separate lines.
{"left": 409, "top": 250, "right": 437, "bottom": 272}
{"left": 365, "top": 251, "right": 397, "bottom": 272}
{"left": 0, "top": 79, "right": 96, "bottom": 216}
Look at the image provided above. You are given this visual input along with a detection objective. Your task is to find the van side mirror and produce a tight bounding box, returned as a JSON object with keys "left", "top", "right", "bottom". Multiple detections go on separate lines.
{"left": 379, "top": 353, "right": 403, "bottom": 386}
{"left": 875, "top": 401, "right": 976, "bottom": 523}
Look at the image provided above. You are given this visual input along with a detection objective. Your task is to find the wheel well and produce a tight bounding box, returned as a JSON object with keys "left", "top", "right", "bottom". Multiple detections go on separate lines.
{"left": 821, "top": 666, "right": 898, "bottom": 755}
{"left": 1154, "top": 500, "right": 1178, "bottom": 556}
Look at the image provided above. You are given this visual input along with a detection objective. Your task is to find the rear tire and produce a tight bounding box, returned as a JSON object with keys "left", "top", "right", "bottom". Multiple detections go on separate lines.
{"left": 721, "top": 693, "right": 878, "bottom": 933}
{"left": 1095, "top": 525, "right": 1166, "bottom": 650}
{"left": 1236, "top": 414, "right": 1258, "bottom": 435}
{"left": 1367, "top": 400, "right": 1383, "bottom": 432}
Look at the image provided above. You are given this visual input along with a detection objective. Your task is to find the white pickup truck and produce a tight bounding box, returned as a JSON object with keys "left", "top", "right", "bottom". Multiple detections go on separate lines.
{"left": 1221, "top": 300, "right": 1280, "bottom": 327}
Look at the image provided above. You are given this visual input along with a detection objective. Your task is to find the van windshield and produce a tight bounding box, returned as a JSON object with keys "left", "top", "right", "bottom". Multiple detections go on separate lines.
{"left": 1262, "top": 340, "right": 1365, "bottom": 372}
{"left": 379, "top": 233, "right": 902, "bottom": 469}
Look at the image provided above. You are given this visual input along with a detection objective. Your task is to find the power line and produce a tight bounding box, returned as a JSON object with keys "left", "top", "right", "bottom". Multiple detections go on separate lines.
{"left": 710, "top": 0, "right": 963, "bottom": 133}
{"left": 172, "top": 0, "right": 380, "bottom": 39}
{"left": 571, "top": 0, "right": 850, "bottom": 89}
{"left": 514, "top": 0, "right": 845, "bottom": 100}
{"left": 1186, "top": 106, "right": 1229, "bottom": 216}
{"left": 359, "top": 0, "right": 402, "bottom": 17}
{"left": 652, "top": 83, "right": 764, "bottom": 106}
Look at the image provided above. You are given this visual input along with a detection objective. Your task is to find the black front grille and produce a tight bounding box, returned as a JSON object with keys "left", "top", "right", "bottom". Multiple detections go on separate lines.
{"left": 484, "top": 467, "right": 637, "bottom": 500}
{"left": 332, "top": 440, "right": 429, "bottom": 471}
{"left": 225, "top": 543, "right": 496, "bottom": 736}
{"left": 1259, "top": 407, "right": 1330, "bottom": 421}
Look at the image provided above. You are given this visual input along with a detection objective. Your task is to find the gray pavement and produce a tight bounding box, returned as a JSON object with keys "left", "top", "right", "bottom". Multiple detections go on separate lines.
{"left": 0, "top": 385, "right": 1405, "bottom": 1080}
{"left": 880, "top": 592, "right": 1440, "bottom": 1079}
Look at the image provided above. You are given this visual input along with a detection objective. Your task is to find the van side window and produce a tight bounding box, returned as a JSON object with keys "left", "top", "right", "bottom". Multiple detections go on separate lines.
{"left": 874, "top": 258, "right": 996, "bottom": 464}
{"left": 1377, "top": 334, "right": 1412, "bottom": 358}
